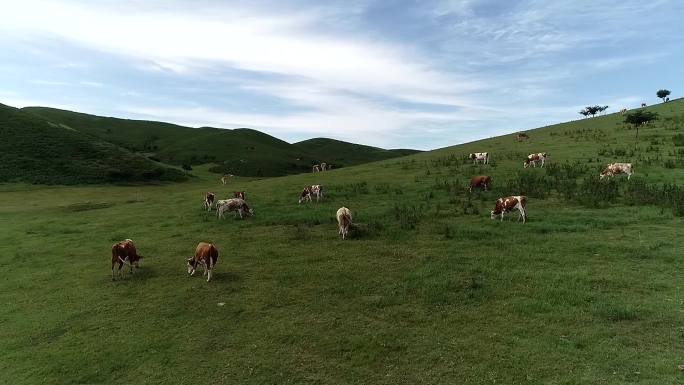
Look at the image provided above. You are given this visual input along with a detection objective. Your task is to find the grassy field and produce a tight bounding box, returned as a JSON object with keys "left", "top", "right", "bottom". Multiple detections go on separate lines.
{"left": 2, "top": 100, "right": 684, "bottom": 384}
{"left": 22, "top": 107, "right": 418, "bottom": 177}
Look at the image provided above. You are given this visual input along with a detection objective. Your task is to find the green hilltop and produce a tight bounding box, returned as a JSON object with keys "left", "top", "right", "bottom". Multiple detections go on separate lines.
{"left": 0, "top": 103, "right": 187, "bottom": 184}
{"left": 22, "top": 106, "right": 421, "bottom": 177}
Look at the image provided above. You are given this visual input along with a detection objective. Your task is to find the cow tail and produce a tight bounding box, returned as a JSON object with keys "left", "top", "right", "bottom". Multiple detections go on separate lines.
{"left": 118, "top": 257, "right": 133, "bottom": 267}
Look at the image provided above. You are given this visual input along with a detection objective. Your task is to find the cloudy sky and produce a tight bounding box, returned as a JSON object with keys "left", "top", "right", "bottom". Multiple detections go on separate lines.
{"left": 0, "top": 0, "right": 682, "bottom": 149}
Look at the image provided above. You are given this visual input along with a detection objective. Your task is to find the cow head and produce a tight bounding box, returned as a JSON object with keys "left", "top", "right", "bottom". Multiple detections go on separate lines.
{"left": 187, "top": 257, "right": 196, "bottom": 274}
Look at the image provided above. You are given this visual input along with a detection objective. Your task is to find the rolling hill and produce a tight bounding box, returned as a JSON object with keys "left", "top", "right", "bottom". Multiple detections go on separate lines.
{"left": 294, "top": 137, "right": 421, "bottom": 167}
{"left": 2, "top": 99, "right": 684, "bottom": 383}
{"left": 0, "top": 103, "right": 187, "bottom": 184}
{"left": 22, "top": 106, "right": 421, "bottom": 177}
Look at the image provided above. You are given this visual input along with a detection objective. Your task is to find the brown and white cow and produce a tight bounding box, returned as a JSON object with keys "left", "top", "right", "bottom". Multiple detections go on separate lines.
{"left": 620, "top": 108, "right": 627, "bottom": 115}
{"left": 336, "top": 207, "right": 352, "bottom": 239}
{"left": 203, "top": 192, "right": 215, "bottom": 211}
{"left": 490, "top": 196, "right": 528, "bottom": 223}
{"left": 600, "top": 163, "right": 633, "bottom": 180}
{"left": 111, "top": 239, "right": 143, "bottom": 279}
{"left": 217, "top": 198, "right": 254, "bottom": 219}
{"left": 187, "top": 242, "right": 219, "bottom": 282}
{"left": 233, "top": 191, "right": 246, "bottom": 200}
{"left": 516, "top": 133, "right": 530, "bottom": 142}
{"left": 312, "top": 165, "right": 321, "bottom": 173}
{"left": 320, "top": 162, "right": 327, "bottom": 171}
{"left": 298, "top": 185, "right": 324, "bottom": 203}
{"left": 469, "top": 175, "right": 491, "bottom": 192}
{"left": 523, "top": 152, "right": 548, "bottom": 168}
{"left": 469, "top": 152, "right": 489, "bottom": 164}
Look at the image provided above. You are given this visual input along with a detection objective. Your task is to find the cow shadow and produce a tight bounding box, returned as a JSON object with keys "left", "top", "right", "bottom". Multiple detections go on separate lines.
{"left": 109, "top": 265, "right": 159, "bottom": 283}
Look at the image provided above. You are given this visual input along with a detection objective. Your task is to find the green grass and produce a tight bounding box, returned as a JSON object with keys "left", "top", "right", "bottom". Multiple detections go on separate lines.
{"left": 0, "top": 103, "right": 187, "bottom": 184}
{"left": 22, "top": 107, "right": 419, "bottom": 177}
{"left": 3, "top": 100, "right": 684, "bottom": 384}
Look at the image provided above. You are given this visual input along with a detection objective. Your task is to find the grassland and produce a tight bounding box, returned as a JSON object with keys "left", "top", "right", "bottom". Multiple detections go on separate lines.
{"left": 2, "top": 100, "right": 684, "bottom": 384}
{"left": 22, "top": 107, "right": 418, "bottom": 177}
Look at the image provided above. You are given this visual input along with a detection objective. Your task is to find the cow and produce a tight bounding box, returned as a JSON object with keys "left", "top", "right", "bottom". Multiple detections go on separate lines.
{"left": 111, "top": 239, "right": 143, "bottom": 280}
{"left": 220, "top": 175, "right": 233, "bottom": 185}
{"left": 327, "top": 164, "right": 334, "bottom": 170}
{"left": 600, "top": 163, "right": 633, "bottom": 180}
{"left": 666, "top": 97, "right": 670, "bottom": 103}
{"left": 490, "top": 196, "right": 528, "bottom": 223}
{"left": 312, "top": 165, "right": 321, "bottom": 173}
{"left": 203, "top": 192, "right": 215, "bottom": 211}
{"left": 336, "top": 207, "right": 352, "bottom": 239}
{"left": 187, "top": 242, "right": 219, "bottom": 282}
{"left": 516, "top": 133, "right": 530, "bottom": 142}
{"left": 469, "top": 175, "right": 491, "bottom": 192}
{"left": 523, "top": 152, "right": 548, "bottom": 168}
{"left": 641, "top": 103, "right": 647, "bottom": 108}
{"left": 233, "top": 191, "right": 246, "bottom": 200}
{"left": 620, "top": 108, "right": 627, "bottom": 115}
{"left": 320, "top": 162, "right": 327, "bottom": 171}
{"left": 217, "top": 198, "right": 254, "bottom": 219}
{"left": 469, "top": 152, "right": 489, "bottom": 164}
{"left": 299, "top": 185, "right": 323, "bottom": 203}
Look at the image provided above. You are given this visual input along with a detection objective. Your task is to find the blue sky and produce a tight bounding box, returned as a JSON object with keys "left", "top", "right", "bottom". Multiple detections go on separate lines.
{"left": 0, "top": 0, "right": 682, "bottom": 150}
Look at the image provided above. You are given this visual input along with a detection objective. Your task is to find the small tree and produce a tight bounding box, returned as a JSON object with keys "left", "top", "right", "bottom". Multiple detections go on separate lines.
{"left": 656, "top": 89, "right": 671, "bottom": 102}
{"left": 580, "top": 106, "right": 600, "bottom": 118}
{"left": 624, "top": 111, "right": 658, "bottom": 138}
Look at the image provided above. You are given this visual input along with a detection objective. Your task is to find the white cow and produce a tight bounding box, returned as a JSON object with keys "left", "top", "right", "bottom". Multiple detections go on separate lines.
{"left": 217, "top": 198, "right": 254, "bottom": 219}
{"left": 469, "top": 152, "right": 489, "bottom": 164}
{"left": 336, "top": 207, "right": 352, "bottom": 239}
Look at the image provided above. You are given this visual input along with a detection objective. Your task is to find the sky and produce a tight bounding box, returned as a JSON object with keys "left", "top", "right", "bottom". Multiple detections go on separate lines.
{"left": 0, "top": 0, "right": 682, "bottom": 150}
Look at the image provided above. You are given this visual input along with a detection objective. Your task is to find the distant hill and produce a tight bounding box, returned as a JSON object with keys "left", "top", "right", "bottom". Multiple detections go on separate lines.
{"left": 294, "top": 138, "right": 421, "bottom": 167}
{"left": 22, "top": 107, "right": 420, "bottom": 177}
{"left": 0, "top": 104, "right": 187, "bottom": 184}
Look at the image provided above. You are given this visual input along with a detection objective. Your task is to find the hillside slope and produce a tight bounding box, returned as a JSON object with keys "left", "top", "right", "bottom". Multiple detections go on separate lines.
{"left": 22, "top": 107, "right": 419, "bottom": 176}
{"left": 0, "top": 104, "right": 187, "bottom": 184}
{"left": 294, "top": 137, "right": 421, "bottom": 167}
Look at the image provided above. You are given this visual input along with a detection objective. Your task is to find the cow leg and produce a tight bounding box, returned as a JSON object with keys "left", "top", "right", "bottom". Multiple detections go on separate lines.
{"left": 501, "top": 212, "right": 505, "bottom": 222}
{"left": 112, "top": 262, "right": 116, "bottom": 280}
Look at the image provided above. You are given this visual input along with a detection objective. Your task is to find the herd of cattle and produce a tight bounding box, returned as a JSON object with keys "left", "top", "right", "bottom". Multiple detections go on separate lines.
{"left": 111, "top": 145, "right": 635, "bottom": 282}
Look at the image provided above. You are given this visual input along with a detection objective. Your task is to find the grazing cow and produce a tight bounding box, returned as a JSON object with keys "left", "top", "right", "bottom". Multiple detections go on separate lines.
{"left": 327, "top": 164, "right": 334, "bottom": 170}
{"left": 469, "top": 152, "right": 489, "bottom": 164}
{"left": 299, "top": 185, "right": 324, "bottom": 203}
{"left": 217, "top": 198, "right": 254, "bottom": 219}
{"left": 220, "top": 175, "right": 233, "bottom": 185}
{"left": 203, "top": 192, "right": 215, "bottom": 211}
{"left": 187, "top": 242, "right": 219, "bottom": 282}
{"left": 620, "top": 108, "right": 627, "bottom": 115}
{"left": 490, "top": 196, "right": 528, "bottom": 223}
{"left": 233, "top": 191, "right": 246, "bottom": 200}
{"left": 516, "top": 133, "right": 530, "bottom": 142}
{"left": 336, "top": 207, "right": 352, "bottom": 239}
{"left": 523, "top": 152, "right": 548, "bottom": 168}
{"left": 111, "top": 239, "right": 143, "bottom": 280}
{"left": 320, "top": 162, "right": 327, "bottom": 171}
{"left": 469, "top": 175, "right": 491, "bottom": 192}
{"left": 312, "top": 165, "right": 321, "bottom": 173}
{"left": 641, "top": 103, "right": 647, "bottom": 107}
{"left": 600, "top": 163, "right": 633, "bottom": 180}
